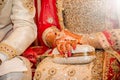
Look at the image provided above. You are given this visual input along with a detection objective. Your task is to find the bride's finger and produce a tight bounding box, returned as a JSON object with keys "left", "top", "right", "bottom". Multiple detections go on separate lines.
{"left": 65, "top": 42, "right": 72, "bottom": 57}
{"left": 71, "top": 40, "right": 77, "bottom": 50}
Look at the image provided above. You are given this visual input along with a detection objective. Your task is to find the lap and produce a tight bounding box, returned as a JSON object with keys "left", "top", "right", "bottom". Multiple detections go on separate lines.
{"left": 34, "top": 57, "right": 93, "bottom": 80}
{"left": 0, "top": 56, "right": 32, "bottom": 80}
{"left": 34, "top": 51, "right": 120, "bottom": 80}
{"left": 0, "top": 72, "right": 24, "bottom": 80}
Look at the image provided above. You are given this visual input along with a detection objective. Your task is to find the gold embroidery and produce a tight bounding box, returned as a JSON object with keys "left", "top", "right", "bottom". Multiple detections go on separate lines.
{"left": 103, "top": 52, "right": 120, "bottom": 80}
{"left": 34, "top": 70, "right": 41, "bottom": 80}
{"left": 0, "top": 0, "right": 6, "bottom": 13}
{"left": 22, "top": 0, "right": 34, "bottom": 13}
{"left": 68, "top": 69, "right": 76, "bottom": 77}
{"left": 0, "top": 43, "right": 17, "bottom": 59}
{"left": 91, "top": 51, "right": 104, "bottom": 80}
{"left": 45, "top": 76, "right": 52, "bottom": 80}
{"left": 56, "top": 0, "right": 64, "bottom": 29}
{"left": 58, "top": 0, "right": 114, "bottom": 34}
{"left": 109, "top": 30, "right": 120, "bottom": 51}
{"left": 48, "top": 67, "right": 57, "bottom": 76}
{"left": 42, "top": 68, "right": 46, "bottom": 71}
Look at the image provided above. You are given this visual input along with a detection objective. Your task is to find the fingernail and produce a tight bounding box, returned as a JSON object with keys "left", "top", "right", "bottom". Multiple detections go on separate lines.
{"left": 73, "top": 46, "right": 76, "bottom": 50}
{"left": 60, "top": 51, "right": 63, "bottom": 55}
{"left": 68, "top": 51, "right": 72, "bottom": 57}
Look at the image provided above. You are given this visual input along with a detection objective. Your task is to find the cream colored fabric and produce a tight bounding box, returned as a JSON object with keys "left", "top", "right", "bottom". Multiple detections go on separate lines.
{"left": 34, "top": 57, "right": 93, "bottom": 80}
{"left": 0, "top": 72, "right": 24, "bottom": 80}
{"left": 0, "top": 0, "right": 37, "bottom": 59}
{"left": 19, "top": 56, "right": 32, "bottom": 80}
{"left": 0, "top": 53, "right": 7, "bottom": 63}
{"left": 0, "top": 57, "right": 27, "bottom": 76}
{"left": 0, "top": 56, "right": 32, "bottom": 80}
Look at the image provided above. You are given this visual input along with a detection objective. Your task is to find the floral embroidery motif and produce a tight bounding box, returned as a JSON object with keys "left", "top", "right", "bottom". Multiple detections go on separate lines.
{"left": 34, "top": 70, "right": 41, "bottom": 80}
{"left": 68, "top": 69, "right": 76, "bottom": 77}
{"left": 22, "top": 0, "right": 34, "bottom": 13}
{"left": 48, "top": 67, "right": 57, "bottom": 76}
{"left": 106, "top": 53, "right": 120, "bottom": 80}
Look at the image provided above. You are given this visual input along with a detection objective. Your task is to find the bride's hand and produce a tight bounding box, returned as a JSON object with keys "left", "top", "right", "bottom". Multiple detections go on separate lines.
{"left": 54, "top": 29, "right": 82, "bottom": 57}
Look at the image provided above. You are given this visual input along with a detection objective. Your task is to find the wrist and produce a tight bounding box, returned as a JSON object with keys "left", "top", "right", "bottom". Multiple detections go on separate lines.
{"left": 81, "top": 33, "right": 102, "bottom": 49}
{"left": 80, "top": 34, "right": 89, "bottom": 44}
{"left": 42, "top": 26, "right": 60, "bottom": 47}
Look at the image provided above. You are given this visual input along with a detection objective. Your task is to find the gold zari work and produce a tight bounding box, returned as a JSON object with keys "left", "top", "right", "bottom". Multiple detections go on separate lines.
{"left": 0, "top": 43, "right": 17, "bottom": 59}
{"left": 57, "top": 0, "right": 118, "bottom": 34}
{"left": 22, "top": 0, "right": 34, "bottom": 13}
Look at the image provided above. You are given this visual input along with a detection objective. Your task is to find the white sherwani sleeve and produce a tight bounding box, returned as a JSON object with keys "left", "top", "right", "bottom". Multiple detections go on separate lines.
{"left": 0, "top": 0, "right": 37, "bottom": 61}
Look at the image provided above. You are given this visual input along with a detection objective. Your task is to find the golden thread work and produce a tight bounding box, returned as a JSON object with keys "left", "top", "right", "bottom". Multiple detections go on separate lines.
{"left": 0, "top": 43, "right": 17, "bottom": 59}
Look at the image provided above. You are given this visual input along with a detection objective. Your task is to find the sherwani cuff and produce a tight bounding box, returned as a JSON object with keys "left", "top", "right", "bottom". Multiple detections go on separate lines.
{"left": 0, "top": 43, "right": 17, "bottom": 59}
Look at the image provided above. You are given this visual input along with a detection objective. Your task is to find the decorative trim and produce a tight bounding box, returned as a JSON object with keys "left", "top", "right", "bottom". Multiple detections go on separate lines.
{"left": 102, "top": 52, "right": 107, "bottom": 80}
{"left": 102, "top": 30, "right": 114, "bottom": 46}
{"left": 98, "top": 32, "right": 120, "bottom": 62}
{"left": 0, "top": 43, "right": 17, "bottom": 59}
{"left": 56, "top": 0, "right": 64, "bottom": 30}
{"left": 42, "top": 26, "right": 60, "bottom": 47}
{"left": 98, "top": 32, "right": 111, "bottom": 50}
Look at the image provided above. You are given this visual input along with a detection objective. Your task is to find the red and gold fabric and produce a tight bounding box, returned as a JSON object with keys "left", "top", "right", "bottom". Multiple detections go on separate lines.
{"left": 34, "top": 51, "right": 120, "bottom": 80}
{"left": 36, "top": 0, "right": 62, "bottom": 47}
{"left": 34, "top": 0, "right": 120, "bottom": 79}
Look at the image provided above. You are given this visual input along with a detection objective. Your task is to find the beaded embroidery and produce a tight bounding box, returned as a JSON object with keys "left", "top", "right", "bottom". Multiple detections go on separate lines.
{"left": 0, "top": 43, "right": 17, "bottom": 59}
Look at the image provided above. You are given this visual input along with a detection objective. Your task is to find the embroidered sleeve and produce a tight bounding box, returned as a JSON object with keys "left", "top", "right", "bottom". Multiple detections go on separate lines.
{"left": 0, "top": 43, "right": 17, "bottom": 59}
{"left": 0, "top": 0, "right": 37, "bottom": 59}
{"left": 80, "top": 29, "right": 120, "bottom": 52}
{"left": 37, "top": 0, "right": 61, "bottom": 47}
{"left": 80, "top": 30, "right": 120, "bottom": 62}
{"left": 103, "top": 29, "right": 120, "bottom": 52}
